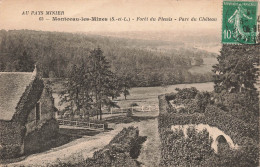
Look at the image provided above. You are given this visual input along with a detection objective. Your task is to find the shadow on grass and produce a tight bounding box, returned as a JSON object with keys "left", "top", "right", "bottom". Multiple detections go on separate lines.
{"left": 131, "top": 136, "right": 147, "bottom": 159}
{"left": 59, "top": 128, "right": 101, "bottom": 137}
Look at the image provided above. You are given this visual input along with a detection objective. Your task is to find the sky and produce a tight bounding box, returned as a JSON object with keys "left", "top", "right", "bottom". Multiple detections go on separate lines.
{"left": 0, "top": 0, "right": 224, "bottom": 33}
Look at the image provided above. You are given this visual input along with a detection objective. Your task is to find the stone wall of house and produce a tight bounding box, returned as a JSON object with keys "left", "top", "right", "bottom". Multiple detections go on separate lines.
{"left": 26, "top": 87, "right": 56, "bottom": 134}
{"left": 39, "top": 88, "right": 55, "bottom": 121}
{"left": 22, "top": 80, "right": 59, "bottom": 155}
{"left": 0, "top": 120, "right": 25, "bottom": 159}
{"left": 24, "top": 118, "right": 59, "bottom": 154}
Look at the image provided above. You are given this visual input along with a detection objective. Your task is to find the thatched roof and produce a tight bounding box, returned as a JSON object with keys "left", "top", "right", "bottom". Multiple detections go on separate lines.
{"left": 12, "top": 77, "right": 44, "bottom": 124}
{"left": 0, "top": 72, "right": 33, "bottom": 120}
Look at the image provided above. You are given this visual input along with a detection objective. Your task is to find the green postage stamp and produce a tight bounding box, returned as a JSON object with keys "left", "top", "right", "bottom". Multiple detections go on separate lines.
{"left": 222, "top": 1, "right": 258, "bottom": 44}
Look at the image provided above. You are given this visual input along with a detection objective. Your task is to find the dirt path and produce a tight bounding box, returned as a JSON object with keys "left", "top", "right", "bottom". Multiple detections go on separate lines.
{"left": 5, "top": 112, "right": 161, "bottom": 167}
{"left": 5, "top": 124, "right": 132, "bottom": 166}
{"left": 137, "top": 118, "right": 161, "bottom": 167}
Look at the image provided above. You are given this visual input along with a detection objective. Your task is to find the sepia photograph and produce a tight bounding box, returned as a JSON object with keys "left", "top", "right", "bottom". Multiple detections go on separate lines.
{"left": 0, "top": 0, "right": 259, "bottom": 166}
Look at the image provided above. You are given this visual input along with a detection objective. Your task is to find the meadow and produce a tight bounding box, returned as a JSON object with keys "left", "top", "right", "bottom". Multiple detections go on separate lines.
{"left": 115, "top": 82, "right": 214, "bottom": 108}
{"left": 53, "top": 82, "right": 214, "bottom": 111}
{"left": 189, "top": 57, "right": 218, "bottom": 74}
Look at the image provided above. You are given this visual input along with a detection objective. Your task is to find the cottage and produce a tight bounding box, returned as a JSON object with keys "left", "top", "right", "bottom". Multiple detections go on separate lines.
{"left": 0, "top": 66, "right": 59, "bottom": 159}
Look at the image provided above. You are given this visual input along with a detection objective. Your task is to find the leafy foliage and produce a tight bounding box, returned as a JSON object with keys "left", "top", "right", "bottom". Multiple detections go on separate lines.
{"left": 158, "top": 92, "right": 259, "bottom": 166}
{"left": 160, "top": 128, "right": 214, "bottom": 167}
{"left": 211, "top": 42, "right": 259, "bottom": 130}
{"left": 157, "top": 40, "right": 259, "bottom": 166}
{"left": 59, "top": 48, "right": 120, "bottom": 120}
{"left": 173, "top": 87, "right": 199, "bottom": 105}
{"left": 85, "top": 126, "right": 146, "bottom": 167}
{"left": 213, "top": 44, "right": 259, "bottom": 93}
{"left": 213, "top": 91, "right": 259, "bottom": 123}
{"left": 168, "top": 87, "right": 212, "bottom": 114}
{"left": 0, "top": 29, "right": 213, "bottom": 87}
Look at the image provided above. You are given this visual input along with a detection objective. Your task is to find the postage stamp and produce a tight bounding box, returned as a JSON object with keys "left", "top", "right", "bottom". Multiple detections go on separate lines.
{"left": 222, "top": 1, "right": 258, "bottom": 44}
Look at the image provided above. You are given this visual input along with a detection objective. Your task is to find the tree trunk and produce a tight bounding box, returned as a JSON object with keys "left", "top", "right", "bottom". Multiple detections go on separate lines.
{"left": 96, "top": 90, "right": 99, "bottom": 119}
{"left": 124, "top": 87, "right": 127, "bottom": 100}
{"left": 99, "top": 102, "right": 102, "bottom": 120}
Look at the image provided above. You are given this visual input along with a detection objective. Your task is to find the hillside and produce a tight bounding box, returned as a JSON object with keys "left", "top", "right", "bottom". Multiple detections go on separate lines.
{"left": 0, "top": 29, "right": 216, "bottom": 86}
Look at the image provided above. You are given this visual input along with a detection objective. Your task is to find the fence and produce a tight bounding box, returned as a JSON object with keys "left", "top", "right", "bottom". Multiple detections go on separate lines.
{"left": 55, "top": 105, "right": 159, "bottom": 119}
{"left": 109, "top": 105, "right": 159, "bottom": 114}
{"left": 57, "top": 119, "right": 105, "bottom": 131}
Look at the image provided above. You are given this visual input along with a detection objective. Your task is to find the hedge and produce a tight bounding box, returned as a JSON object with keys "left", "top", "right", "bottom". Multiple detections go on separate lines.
{"left": 158, "top": 107, "right": 258, "bottom": 143}
{"left": 204, "top": 105, "right": 258, "bottom": 143}
{"left": 160, "top": 127, "right": 215, "bottom": 167}
{"left": 85, "top": 126, "right": 146, "bottom": 167}
{"left": 158, "top": 93, "right": 259, "bottom": 167}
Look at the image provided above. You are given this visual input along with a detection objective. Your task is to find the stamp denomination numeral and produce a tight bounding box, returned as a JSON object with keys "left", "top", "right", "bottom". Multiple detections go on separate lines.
{"left": 223, "top": 30, "right": 232, "bottom": 39}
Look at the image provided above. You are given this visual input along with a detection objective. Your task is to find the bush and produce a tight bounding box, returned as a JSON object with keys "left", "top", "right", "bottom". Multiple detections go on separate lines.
{"left": 185, "top": 100, "right": 199, "bottom": 114}
{"left": 173, "top": 87, "right": 199, "bottom": 105}
{"left": 85, "top": 126, "right": 146, "bottom": 167}
{"left": 213, "top": 91, "right": 259, "bottom": 123}
{"left": 167, "top": 88, "right": 212, "bottom": 114}
{"left": 177, "top": 107, "right": 186, "bottom": 113}
{"left": 130, "top": 103, "right": 138, "bottom": 107}
{"left": 126, "top": 109, "right": 133, "bottom": 117}
{"left": 193, "top": 91, "right": 212, "bottom": 112}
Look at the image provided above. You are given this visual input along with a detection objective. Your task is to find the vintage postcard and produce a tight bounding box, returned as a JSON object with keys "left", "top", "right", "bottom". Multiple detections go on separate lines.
{"left": 0, "top": 0, "right": 259, "bottom": 166}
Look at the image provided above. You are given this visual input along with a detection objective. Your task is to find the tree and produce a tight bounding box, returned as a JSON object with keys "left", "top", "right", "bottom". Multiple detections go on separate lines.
{"left": 59, "top": 63, "right": 93, "bottom": 118}
{"left": 89, "top": 48, "right": 118, "bottom": 120}
{"left": 212, "top": 44, "right": 259, "bottom": 123}
{"left": 213, "top": 45, "right": 258, "bottom": 94}
{"left": 194, "top": 56, "right": 204, "bottom": 66}
{"left": 59, "top": 48, "right": 121, "bottom": 120}
{"left": 17, "top": 51, "right": 35, "bottom": 72}
{"left": 106, "top": 74, "right": 122, "bottom": 100}
{"left": 117, "top": 73, "right": 132, "bottom": 100}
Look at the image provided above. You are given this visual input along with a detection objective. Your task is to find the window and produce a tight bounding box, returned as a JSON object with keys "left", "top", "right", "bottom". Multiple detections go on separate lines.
{"left": 36, "top": 102, "right": 41, "bottom": 121}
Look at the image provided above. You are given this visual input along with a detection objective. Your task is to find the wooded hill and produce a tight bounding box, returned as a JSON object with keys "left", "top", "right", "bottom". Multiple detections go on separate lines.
{"left": 0, "top": 29, "right": 215, "bottom": 87}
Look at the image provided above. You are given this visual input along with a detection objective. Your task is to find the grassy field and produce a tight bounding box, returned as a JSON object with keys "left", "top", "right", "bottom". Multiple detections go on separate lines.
{"left": 189, "top": 57, "right": 218, "bottom": 74}
{"left": 52, "top": 82, "right": 214, "bottom": 111}
{"left": 115, "top": 82, "right": 214, "bottom": 108}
